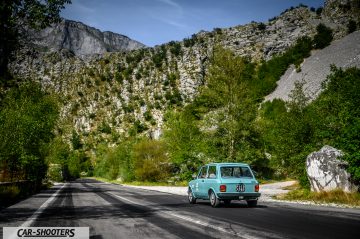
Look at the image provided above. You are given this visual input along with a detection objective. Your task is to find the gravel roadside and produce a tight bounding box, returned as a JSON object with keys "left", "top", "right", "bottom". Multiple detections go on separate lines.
{"left": 122, "top": 180, "right": 297, "bottom": 202}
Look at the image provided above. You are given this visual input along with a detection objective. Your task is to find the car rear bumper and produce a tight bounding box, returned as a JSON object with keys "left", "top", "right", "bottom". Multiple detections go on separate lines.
{"left": 217, "top": 192, "right": 261, "bottom": 200}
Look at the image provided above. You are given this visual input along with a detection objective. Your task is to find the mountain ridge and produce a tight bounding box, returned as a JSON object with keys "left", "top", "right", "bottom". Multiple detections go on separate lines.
{"left": 28, "top": 19, "right": 146, "bottom": 56}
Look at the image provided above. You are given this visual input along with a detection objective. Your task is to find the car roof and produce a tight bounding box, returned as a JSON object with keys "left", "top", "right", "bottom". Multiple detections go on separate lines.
{"left": 205, "top": 162, "right": 249, "bottom": 167}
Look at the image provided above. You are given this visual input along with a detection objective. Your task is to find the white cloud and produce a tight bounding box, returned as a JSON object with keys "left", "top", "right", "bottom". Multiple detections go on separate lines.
{"left": 156, "top": 0, "right": 183, "bottom": 15}
{"left": 147, "top": 0, "right": 187, "bottom": 29}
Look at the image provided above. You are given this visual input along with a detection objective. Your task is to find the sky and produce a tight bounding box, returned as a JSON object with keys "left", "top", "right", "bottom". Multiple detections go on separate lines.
{"left": 61, "top": 0, "right": 325, "bottom": 47}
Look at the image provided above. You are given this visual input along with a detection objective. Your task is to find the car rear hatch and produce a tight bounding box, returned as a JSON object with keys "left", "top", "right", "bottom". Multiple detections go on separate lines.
{"left": 220, "top": 178, "right": 257, "bottom": 193}
{"left": 219, "top": 165, "right": 258, "bottom": 194}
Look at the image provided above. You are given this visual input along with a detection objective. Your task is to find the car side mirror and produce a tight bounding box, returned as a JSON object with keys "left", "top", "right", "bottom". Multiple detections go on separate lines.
{"left": 192, "top": 174, "right": 197, "bottom": 179}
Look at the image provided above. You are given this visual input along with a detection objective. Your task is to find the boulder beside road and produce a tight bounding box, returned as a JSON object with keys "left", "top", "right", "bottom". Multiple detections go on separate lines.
{"left": 306, "top": 145, "right": 358, "bottom": 192}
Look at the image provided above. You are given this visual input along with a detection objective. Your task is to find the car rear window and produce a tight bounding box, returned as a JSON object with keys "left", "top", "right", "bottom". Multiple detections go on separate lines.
{"left": 220, "top": 166, "right": 253, "bottom": 178}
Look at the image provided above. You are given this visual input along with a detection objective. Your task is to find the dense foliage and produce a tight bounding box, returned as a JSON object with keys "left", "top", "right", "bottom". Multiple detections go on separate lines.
{"left": 0, "top": 83, "right": 59, "bottom": 185}
{"left": 0, "top": 0, "right": 71, "bottom": 189}
{"left": 261, "top": 67, "right": 360, "bottom": 186}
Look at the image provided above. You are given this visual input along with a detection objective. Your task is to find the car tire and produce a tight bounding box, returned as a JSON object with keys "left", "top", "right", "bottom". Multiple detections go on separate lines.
{"left": 247, "top": 200, "right": 258, "bottom": 207}
{"left": 209, "top": 190, "right": 220, "bottom": 208}
{"left": 223, "top": 199, "right": 231, "bottom": 206}
{"left": 188, "top": 188, "right": 196, "bottom": 204}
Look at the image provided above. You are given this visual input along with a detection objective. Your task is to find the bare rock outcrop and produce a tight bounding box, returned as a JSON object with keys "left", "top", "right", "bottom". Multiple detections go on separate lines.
{"left": 306, "top": 146, "right": 358, "bottom": 192}
{"left": 29, "top": 19, "right": 145, "bottom": 56}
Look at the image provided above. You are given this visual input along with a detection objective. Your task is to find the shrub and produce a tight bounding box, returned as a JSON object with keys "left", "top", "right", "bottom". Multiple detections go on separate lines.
{"left": 133, "top": 140, "right": 170, "bottom": 182}
{"left": 183, "top": 37, "right": 195, "bottom": 47}
{"left": 99, "top": 121, "right": 111, "bottom": 134}
{"left": 313, "top": 23, "right": 333, "bottom": 49}
{"left": 0, "top": 185, "right": 20, "bottom": 205}
{"left": 347, "top": 20, "right": 357, "bottom": 33}
{"left": 71, "top": 130, "right": 82, "bottom": 150}
{"left": 152, "top": 45, "right": 167, "bottom": 68}
{"left": 93, "top": 142, "right": 135, "bottom": 181}
{"left": 114, "top": 72, "right": 123, "bottom": 84}
{"left": 316, "top": 7, "right": 323, "bottom": 15}
{"left": 143, "top": 111, "right": 153, "bottom": 121}
{"left": 257, "top": 23, "right": 266, "bottom": 31}
{"left": 169, "top": 41, "right": 182, "bottom": 56}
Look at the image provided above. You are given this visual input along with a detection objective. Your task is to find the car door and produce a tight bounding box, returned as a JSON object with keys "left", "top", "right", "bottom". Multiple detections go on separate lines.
{"left": 193, "top": 166, "right": 206, "bottom": 198}
{"left": 196, "top": 166, "right": 208, "bottom": 198}
{"left": 203, "top": 165, "right": 217, "bottom": 199}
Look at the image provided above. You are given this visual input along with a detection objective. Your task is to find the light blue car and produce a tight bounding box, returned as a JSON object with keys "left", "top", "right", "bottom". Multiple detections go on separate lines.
{"left": 188, "top": 163, "right": 261, "bottom": 207}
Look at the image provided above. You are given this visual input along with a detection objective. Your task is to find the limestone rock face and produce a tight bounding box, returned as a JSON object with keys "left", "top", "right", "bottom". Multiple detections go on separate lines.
{"left": 306, "top": 146, "right": 357, "bottom": 192}
{"left": 29, "top": 19, "right": 145, "bottom": 56}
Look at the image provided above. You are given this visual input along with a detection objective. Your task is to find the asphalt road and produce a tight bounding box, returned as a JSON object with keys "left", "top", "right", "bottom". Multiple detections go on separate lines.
{"left": 1, "top": 178, "right": 360, "bottom": 239}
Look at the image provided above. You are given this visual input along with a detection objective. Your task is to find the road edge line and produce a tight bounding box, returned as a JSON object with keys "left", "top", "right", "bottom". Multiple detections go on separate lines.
{"left": 20, "top": 183, "right": 67, "bottom": 227}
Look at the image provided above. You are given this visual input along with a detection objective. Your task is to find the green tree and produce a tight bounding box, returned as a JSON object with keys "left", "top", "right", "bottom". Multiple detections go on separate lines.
{"left": 93, "top": 140, "right": 135, "bottom": 181}
{"left": 163, "top": 109, "right": 208, "bottom": 179}
{"left": 46, "top": 137, "right": 70, "bottom": 181}
{"left": 0, "top": 83, "right": 59, "bottom": 183}
{"left": 309, "top": 67, "right": 360, "bottom": 183}
{"left": 200, "top": 47, "right": 257, "bottom": 161}
{"left": 260, "top": 81, "right": 314, "bottom": 181}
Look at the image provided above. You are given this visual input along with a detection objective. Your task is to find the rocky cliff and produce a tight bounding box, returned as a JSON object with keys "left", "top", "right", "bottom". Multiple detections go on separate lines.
{"left": 28, "top": 19, "right": 145, "bottom": 56}
{"left": 8, "top": 0, "right": 360, "bottom": 151}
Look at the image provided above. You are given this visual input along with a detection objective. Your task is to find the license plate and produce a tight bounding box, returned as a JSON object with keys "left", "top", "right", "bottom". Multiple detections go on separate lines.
{"left": 236, "top": 183, "right": 245, "bottom": 192}
{"left": 239, "top": 196, "right": 244, "bottom": 199}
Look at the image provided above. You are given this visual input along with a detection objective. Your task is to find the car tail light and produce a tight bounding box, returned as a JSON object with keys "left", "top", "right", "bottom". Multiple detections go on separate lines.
{"left": 220, "top": 185, "right": 226, "bottom": 192}
{"left": 255, "top": 184, "right": 259, "bottom": 192}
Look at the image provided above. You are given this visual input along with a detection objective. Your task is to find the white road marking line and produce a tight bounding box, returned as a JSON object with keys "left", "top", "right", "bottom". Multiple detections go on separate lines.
{"left": 106, "top": 190, "right": 257, "bottom": 239}
{"left": 20, "top": 183, "right": 67, "bottom": 227}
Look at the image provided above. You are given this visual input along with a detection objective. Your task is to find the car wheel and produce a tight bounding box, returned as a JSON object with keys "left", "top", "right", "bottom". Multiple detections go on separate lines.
{"left": 247, "top": 200, "right": 258, "bottom": 207}
{"left": 209, "top": 190, "right": 220, "bottom": 208}
{"left": 223, "top": 199, "right": 231, "bottom": 206}
{"left": 188, "top": 188, "right": 196, "bottom": 204}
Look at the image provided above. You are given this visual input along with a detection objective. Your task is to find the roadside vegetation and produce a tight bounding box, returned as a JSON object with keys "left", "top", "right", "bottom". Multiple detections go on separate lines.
{"left": 0, "top": 0, "right": 71, "bottom": 206}
{"left": 276, "top": 187, "right": 360, "bottom": 207}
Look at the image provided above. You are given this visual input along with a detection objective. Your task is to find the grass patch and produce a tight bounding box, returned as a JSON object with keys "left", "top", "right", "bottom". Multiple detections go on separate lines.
{"left": 276, "top": 188, "right": 360, "bottom": 207}
{"left": 123, "top": 181, "right": 188, "bottom": 187}
{"left": 88, "top": 177, "right": 188, "bottom": 187}
{"left": 281, "top": 181, "right": 300, "bottom": 190}
{"left": 0, "top": 185, "right": 20, "bottom": 203}
{"left": 86, "top": 176, "right": 122, "bottom": 185}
